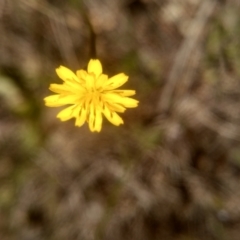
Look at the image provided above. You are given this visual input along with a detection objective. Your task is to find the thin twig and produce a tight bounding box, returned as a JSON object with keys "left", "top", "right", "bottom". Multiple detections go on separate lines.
{"left": 158, "top": 0, "right": 218, "bottom": 113}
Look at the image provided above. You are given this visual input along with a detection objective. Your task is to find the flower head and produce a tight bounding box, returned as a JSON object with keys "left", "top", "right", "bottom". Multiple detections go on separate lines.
{"left": 44, "top": 59, "right": 139, "bottom": 132}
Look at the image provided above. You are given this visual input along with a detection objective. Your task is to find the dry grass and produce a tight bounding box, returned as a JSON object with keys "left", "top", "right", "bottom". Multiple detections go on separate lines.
{"left": 1, "top": 0, "right": 240, "bottom": 239}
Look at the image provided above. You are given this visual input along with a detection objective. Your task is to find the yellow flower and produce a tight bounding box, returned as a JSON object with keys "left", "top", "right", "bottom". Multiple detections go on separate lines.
{"left": 44, "top": 59, "right": 139, "bottom": 132}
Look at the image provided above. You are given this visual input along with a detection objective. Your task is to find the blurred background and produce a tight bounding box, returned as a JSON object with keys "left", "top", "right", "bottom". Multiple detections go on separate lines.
{"left": 1, "top": 0, "right": 240, "bottom": 239}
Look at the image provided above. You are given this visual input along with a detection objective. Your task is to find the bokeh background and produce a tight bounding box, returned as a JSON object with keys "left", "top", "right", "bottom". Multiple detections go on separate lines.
{"left": 1, "top": 0, "right": 240, "bottom": 239}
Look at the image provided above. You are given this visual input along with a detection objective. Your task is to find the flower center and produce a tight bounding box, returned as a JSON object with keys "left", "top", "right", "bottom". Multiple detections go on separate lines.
{"left": 85, "top": 90, "right": 102, "bottom": 104}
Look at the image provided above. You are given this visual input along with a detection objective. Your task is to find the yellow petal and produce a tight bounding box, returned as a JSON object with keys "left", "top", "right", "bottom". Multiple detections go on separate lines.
{"left": 56, "top": 66, "right": 79, "bottom": 83}
{"left": 85, "top": 73, "right": 95, "bottom": 90}
{"left": 103, "top": 93, "right": 139, "bottom": 108}
{"left": 44, "top": 95, "right": 63, "bottom": 107}
{"left": 120, "top": 97, "right": 139, "bottom": 108}
{"left": 103, "top": 73, "right": 128, "bottom": 90}
{"left": 94, "top": 112, "right": 103, "bottom": 132}
{"left": 103, "top": 105, "right": 123, "bottom": 126}
{"left": 56, "top": 105, "right": 76, "bottom": 121}
{"left": 76, "top": 70, "right": 88, "bottom": 82}
{"left": 87, "top": 59, "right": 102, "bottom": 78}
{"left": 110, "top": 90, "right": 136, "bottom": 97}
{"left": 49, "top": 84, "right": 73, "bottom": 94}
{"left": 96, "top": 74, "right": 108, "bottom": 89}
{"left": 75, "top": 107, "right": 87, "bottom": 127}
{"left": 107, "top": 102, "right": 126, "bottom": 113}
{"left": 58, "top": 95, "right": 81, "bottom": 104}
{"left": 88, "top": 104, "right": 102, "bottom": 132}
{"left": 64, "top": 81, "right": 86, "bottom": 92}
{"left": 44, "top": 94, "right": 81, "bottom": 107}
